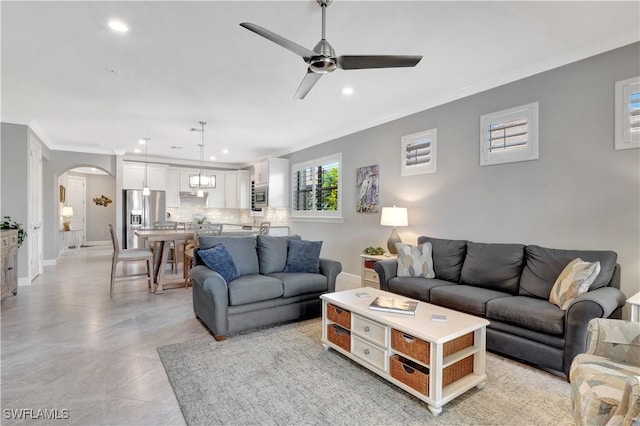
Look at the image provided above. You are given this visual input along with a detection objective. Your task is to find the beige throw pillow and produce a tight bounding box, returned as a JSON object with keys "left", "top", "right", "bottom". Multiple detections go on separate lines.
{"left": 549, "top": 258, "right": 601, "bottom": 310}
{"left": 396, "top": 242, "right": 435, "bottom": 278}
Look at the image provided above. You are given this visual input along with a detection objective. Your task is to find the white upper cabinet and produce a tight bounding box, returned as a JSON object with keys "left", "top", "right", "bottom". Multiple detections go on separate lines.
{"left": 253, "top": 160, "right": 269, "bottom": 185}
{"left": 267, "top": 158, "right": 289, "bottom": 208}
{"left": 166, "top": 168, "right": 180, "bottom": 208}
{"left": 205, "top": 172, "right": 225, "bottom": 208}
{"left": 123, "top": 163, "right": 167, "bottom": 191}
{"left": 236, "top": 170, "right": 251, "bottom": 209}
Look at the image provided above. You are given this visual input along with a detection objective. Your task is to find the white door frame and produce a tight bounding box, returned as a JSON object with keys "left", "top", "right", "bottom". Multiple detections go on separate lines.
{"left": 65, "top": 175, "right": 86, "bottom": 245}
{"left": 29, "top": 137, "right": 43, "bottom": 281}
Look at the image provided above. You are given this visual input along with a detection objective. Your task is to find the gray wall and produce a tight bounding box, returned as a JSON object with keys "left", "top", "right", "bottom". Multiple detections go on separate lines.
{"left": 68, "top": 172, "right": 116, "bottom": 242}
{"left": 285, "top": 42, "right": 640, "bottom": 302}
{"left": 1, "top": 123, "right": 29, "bottom": 278}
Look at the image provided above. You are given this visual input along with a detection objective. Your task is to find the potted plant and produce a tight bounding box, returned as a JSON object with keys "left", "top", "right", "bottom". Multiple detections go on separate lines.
{"left": 1, "top": 216, "right": 27, "bottom": 247}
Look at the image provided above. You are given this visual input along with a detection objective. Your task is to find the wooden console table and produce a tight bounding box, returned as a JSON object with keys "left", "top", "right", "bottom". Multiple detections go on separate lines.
{"left": 1, "top": 229, "right": 18, "bottom": 300}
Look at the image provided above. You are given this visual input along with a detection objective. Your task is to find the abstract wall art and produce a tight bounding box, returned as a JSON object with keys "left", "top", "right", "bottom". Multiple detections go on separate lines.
{"left": 356, "top": 165, "right": 379, "bottom": 213}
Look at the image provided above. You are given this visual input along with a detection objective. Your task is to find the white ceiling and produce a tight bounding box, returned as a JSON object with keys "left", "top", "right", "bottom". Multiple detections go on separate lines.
{"left": 2, "top": 1, "right": 639, "bottom": 169}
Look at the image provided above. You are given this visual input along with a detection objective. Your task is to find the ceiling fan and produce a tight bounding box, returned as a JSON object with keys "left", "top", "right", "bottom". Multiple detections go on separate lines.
{"left": 240, "top": 0, "right": 422, "bottom": 100}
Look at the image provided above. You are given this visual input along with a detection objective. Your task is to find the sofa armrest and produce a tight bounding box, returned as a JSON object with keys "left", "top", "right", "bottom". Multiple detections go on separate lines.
{"left": 585, "top": 318, "right": 640, "bottom": 365}
{"left": 563, "top": 286, "right": 628, "bottom": 375}
{"left": 191, "top": 265, "right": 230, "bottom": 337}
{"left": 319, "top": 258, "right": 342, "bottom": 293}
{"left": 374, "top": 259, "right": 398, "bottom": 291}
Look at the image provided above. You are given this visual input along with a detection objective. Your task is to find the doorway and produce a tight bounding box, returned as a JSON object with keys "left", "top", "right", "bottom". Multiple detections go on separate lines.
{"left": 66, "top": 175, "right": 86, "bottom": 245}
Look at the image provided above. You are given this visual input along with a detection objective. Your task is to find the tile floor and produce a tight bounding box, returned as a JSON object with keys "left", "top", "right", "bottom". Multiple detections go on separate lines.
{"left": 1, "top": 245, "right": 211, "bottom": 425}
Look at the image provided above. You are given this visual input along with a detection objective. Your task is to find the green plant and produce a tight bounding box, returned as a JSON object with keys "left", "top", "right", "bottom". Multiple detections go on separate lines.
{"left": 363, "top": 246, "right": 385, "bottom": 255}
{"left": 1, "top": 216, "right": 26, "bottom": 247}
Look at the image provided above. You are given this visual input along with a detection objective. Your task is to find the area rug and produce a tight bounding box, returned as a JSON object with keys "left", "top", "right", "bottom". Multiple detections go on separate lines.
{"left": 158, "top": 319, "right": 573, "bottom": 426}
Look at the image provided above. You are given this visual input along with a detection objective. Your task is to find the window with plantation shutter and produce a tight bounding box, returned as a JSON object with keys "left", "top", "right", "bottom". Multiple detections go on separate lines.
{"left": 291, "top": 153, "right": 342, "bottom": 221}
{"left": 480, "top": 102, "right": 539, "bottom": 166}
{"left": 615, "top": 76, "right": 640, "bottom": 150}
{"left": 401, "top": 129, "right": 437, "bottom": 176}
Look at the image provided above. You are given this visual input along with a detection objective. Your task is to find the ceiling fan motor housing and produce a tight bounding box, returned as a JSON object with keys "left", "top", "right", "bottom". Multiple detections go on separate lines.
{"left": 309, "top": 39, "right": 337, "bottom": 73}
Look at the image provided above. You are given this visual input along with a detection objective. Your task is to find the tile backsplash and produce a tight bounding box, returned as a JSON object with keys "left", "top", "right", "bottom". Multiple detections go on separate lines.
{"left": 167, "top": 196, "right": 289, "bottom": 225}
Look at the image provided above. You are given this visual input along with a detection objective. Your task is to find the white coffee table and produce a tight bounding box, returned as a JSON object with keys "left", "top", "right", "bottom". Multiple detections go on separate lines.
{"left": 321, "top": 288, "right": 489, "bottom": 415}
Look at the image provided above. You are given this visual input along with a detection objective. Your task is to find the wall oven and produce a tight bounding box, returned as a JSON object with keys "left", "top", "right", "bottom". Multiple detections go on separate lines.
{"left": 252, "top": 184, "right": 268, "bottom": 210}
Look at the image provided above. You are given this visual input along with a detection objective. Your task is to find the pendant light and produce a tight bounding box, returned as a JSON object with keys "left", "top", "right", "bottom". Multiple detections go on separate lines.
{"left": 140, "top": 138, "right": 151, "bottom": 196}
{"left": 190, "top": 121, "right": 207, "bottom": 198}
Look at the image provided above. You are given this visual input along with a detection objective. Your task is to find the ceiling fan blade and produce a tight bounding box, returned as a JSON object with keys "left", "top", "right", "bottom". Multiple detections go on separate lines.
{"left": 240, "top": 23, "right": 316, "bottom": 59}
{"left": 337, "top": 55, "right": 423, "bottom": 70}
{"left": 294, "top": 70, "right": 323, "bottom": 100}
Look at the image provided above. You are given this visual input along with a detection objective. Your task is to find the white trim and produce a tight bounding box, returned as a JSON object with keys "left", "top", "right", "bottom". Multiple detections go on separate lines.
{"left": 336, "top": 272, "right": 361, "bottom": 291}
{"left": 18, "top": 277, "right": 31, "bottom": 287}
{"left": 290, "top": 216, "right": 344, "bottom": 224}
{"left": 291, "top": 152, "right": 342, "bottom": 219}
{"left": 615, "top": 76, "right": 640, "bottom": 150}
{"left": 480, "top": 102, "right": 539, "bottom": 167}
{"left": 43, "top": 259, "right": 57, "bottom": 266}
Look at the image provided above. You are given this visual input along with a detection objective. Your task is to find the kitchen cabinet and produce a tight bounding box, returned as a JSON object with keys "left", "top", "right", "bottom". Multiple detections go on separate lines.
{"left": 206, "top": 172, "right": 225, "bottom": 208}
{"left": 253, "top": 160, "right": 269, "bottom": 185}
{"left": 267, "top": 158, "right": 289, "bottom": 208}
{"left": 236, "top": 171, "right": 251, "bottom": 209}
{"left": 166, "top": 168, "right": 180, "bottom": 208}
{"left": 123, "top": 163, "right": 167, "bottom": 191}
{"left": 224, "top": 172, "right": 237, "bottom": 208}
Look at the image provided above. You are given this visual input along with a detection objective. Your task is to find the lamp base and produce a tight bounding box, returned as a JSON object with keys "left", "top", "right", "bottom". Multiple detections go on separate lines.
{"left": 63, "top": 222, "right": 71, "bottom": 231}
{"left": 386, "top": 227, "right": 402, "bottom": 254}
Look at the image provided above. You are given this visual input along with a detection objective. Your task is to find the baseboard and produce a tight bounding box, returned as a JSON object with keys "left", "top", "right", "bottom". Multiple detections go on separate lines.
{"left": 43, "top": 259, "right": 57, "bottom": 266}
{"left": 83, "top": 241, "right": 110, "bottom": 247}
{"left": 336, "top": 272, "right": 361, "bottom": 291}
{"left": 18, "top": 277, "right": 30, "bottom": 287}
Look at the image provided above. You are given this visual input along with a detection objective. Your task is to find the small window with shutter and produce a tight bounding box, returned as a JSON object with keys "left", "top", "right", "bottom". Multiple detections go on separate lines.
{"left": 615, "top": 76, "right": 640, "bottom": 150}
{"left": 480, "top": 102, "right": 538, "bottom": 166}
{"left": 291, "top": 153, "right": 342, "bottom": 220}
{"left": 401, "top": 129, "right": 437, "bottom": 176}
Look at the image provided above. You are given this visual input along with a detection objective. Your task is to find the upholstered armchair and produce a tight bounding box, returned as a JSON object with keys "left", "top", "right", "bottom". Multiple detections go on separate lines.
{"left": 570, "top": 318, "right": 640, "bottom": 425}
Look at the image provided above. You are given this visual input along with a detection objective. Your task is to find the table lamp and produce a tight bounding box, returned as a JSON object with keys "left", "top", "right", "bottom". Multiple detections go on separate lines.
{"left": 62, "top": 206, "right": 74, "bottom": 231}
{"left": 380, "top": 205, "right": 408, "bottom": 254}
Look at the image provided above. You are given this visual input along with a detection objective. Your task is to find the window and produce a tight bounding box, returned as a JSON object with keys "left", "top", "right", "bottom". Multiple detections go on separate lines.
{"left": 615, "top": 76, "right": 640, "bottom": 150}
{"left": 291, "top": 153, "right": 342, "bottom": 221}
{"left": 480, "top": 102, "right": 539, "bottom": 166}
{"left": 401, "top": 129, "right": 437, "bottom": 176}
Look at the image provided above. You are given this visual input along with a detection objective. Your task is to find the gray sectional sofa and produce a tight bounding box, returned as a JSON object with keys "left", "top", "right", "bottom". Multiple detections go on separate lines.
{"left": 374, "top": 236, "right": 627, "bottom": 376}
{"left": 191, "top": 234, "right": 342, "bottom": 341}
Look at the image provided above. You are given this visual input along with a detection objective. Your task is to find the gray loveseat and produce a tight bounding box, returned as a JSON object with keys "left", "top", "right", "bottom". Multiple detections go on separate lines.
{"left": 191, "top": 234, "right": 342, "bottom": 341}
{"left": 374, "top": 236, "right": 627, "bottom": 376}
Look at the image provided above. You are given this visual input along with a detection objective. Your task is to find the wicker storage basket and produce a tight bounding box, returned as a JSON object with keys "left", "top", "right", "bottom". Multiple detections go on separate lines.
{"left": 327, "top": 304, "right": 351, "bottom": 329}
{"left": 391, "top": 330, "right": 474, "bottom": 363}
{"left": 364, "top": 260, "right": 376, "bottom": 269}
{"left": 390, "top": 355, "right": 430, "bottom": 396}
{"left": 443, "top": 355, "right": 474, "bottom": 386}
{"left": 327, "top": 324, "right": 351, "bottom": 352}
{"left": 391, "top": 329, "right": 430, "bottom": 363}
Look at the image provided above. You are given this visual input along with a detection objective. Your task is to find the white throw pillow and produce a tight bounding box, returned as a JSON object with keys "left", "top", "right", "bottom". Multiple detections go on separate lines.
{"left": 549, "top": 258, "right": 601, "bottom": 310}
{"left": 396, "top": 242, "right": 435, "bottom": 278}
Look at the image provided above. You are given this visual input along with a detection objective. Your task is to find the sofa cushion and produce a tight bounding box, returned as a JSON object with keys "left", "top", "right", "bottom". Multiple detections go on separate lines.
{"left": 257, "top": 234, "right": 302, "bottom": 275}
{"left": 417, "top": 236, "right": 467, "bottom": 282}
{"left": 549, "top": 259, "right": 601, "bottom": 310}
{"left": 198, "top": 244, "right": 240, "bottom": 283}
{"left": 429, "top": 285, "right": 511, "bottom": 316}
{"left": 227, "top": 274, "right": 284, "bottom": 306}
{"left": 387, "top": 277, "right": 454, "bottom": 302}
{"left": 519, "top": 245, "right": 618, "bottom": 300}
{"left": 460, "top": 242, "right": 525, "bottom": 294}
{"left": 269, "top": 272, "right": 328, "bottom": 297}
{"left": 284, "top": 240, "right": 322, "bottom": 273}
{"left": 486, "top": 296, "right": 566, "bottom": 335}
{"left": 396, "top": 242, "right": 435, "bottom": 278}
{"left": 199, "top": 235, "right": 259, "bottom": 276}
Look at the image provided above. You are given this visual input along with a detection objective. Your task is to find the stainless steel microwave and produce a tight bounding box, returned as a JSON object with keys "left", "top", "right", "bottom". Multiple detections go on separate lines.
{"left": 252, "top": 186, "right": 268, "bottom": 209}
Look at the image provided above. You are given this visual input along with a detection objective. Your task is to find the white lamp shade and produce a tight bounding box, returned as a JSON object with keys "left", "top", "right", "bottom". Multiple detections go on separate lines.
{"left": 62, "top": 206, "right": 74, "bottom": 217}
{"left": 380, "top": 206, "right": 408, "bottom": 227}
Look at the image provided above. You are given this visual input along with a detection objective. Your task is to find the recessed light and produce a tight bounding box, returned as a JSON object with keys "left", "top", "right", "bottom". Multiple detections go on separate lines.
{"left": 170, "top": 146, "right": 183, "bottom": 150}
{"left": 138, "top": 138, "right": 147, "bottom": 145}
{"left": 134, "top": 149, "right": 141, "bottom": 153}
{"left": 108, "top": 20, "right": 129, "bottom": 33}
{"left": 342, "top": 87, "right": 354, "bottom": 95}
{"left": 222, "top": 149, "right": 229, "bottom": 154}
{"left": 209, "top": 156, "right": 216, "bottom": 161}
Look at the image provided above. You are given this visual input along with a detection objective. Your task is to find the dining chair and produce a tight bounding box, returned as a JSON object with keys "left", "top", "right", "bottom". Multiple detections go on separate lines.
{"left": 153, "top": 221, "right": 179, "bottom": 271}
{"left": 108, "top": 224, "right": 154, "bottom": 298}
{"left": 259, "top": 221, "right": 271, "bottom": 235}
{"left": 195, "top": 223, "right": 223, "bottom": 237}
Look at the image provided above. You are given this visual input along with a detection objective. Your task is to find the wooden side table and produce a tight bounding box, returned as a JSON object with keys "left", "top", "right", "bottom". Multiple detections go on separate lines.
{"left": 360, "top": 254, "right": 396, "bottom": 289}
{"left": 627, "top": 292, "right": 640, "bottom": 322}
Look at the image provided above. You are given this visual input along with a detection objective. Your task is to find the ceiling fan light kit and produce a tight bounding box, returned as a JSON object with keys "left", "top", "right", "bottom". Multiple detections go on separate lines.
{"left": 240, "top": 0, "right": 422, "bottom": 99}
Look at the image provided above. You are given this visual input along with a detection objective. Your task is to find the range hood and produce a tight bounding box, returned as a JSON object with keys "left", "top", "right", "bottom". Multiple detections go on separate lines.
{"left": 180, "top": 191, "right": 208, "bottom": 198}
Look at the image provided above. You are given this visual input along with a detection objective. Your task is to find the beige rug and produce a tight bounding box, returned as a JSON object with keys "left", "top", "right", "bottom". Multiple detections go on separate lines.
{"left": 158, "top": 318, "right": 573, "bottom": 426}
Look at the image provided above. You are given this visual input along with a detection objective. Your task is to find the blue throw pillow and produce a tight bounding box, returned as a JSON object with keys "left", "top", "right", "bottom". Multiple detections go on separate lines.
{"left": 284, "top": 240, "right": 322, "bottom": 273}
{"left": 198, "top": 244, "right": 240, "bottom": 283}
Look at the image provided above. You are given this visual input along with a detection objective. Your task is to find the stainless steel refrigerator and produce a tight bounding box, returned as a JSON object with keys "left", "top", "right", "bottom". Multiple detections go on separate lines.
{"left": 123, "top": 190, "right": 166, "bottom": 249}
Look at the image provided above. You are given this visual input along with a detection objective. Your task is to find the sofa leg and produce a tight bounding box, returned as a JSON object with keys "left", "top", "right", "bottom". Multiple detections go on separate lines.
{"left": 214, "top": 335, "right": 227, "bottom": 342}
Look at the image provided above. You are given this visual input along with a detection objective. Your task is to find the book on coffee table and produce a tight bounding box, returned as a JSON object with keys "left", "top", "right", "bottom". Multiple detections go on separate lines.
{"left": 369, "top": 296, "right": 418, "bottom": 315}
